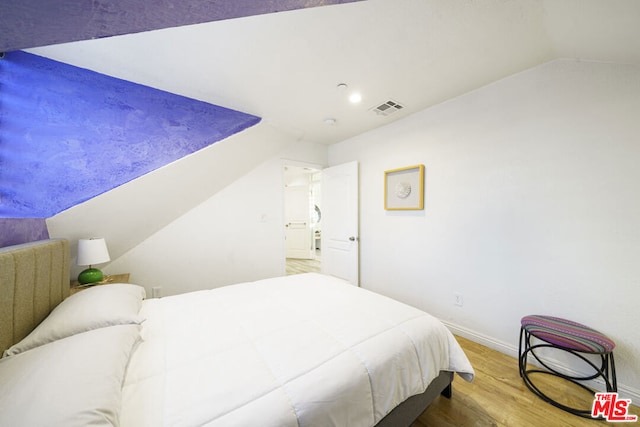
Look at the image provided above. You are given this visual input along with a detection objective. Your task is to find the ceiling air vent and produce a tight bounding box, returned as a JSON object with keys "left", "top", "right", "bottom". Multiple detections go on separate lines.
{"left": 371, "top": 100, "right": 405, "bottom": 116}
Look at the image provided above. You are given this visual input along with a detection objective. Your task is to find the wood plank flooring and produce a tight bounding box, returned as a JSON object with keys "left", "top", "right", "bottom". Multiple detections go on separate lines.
{"left": 286, "top": 257, "right": 320, "bottom": 275}
{"left": 413, "top": 336, "right": 639, "bottom": 426}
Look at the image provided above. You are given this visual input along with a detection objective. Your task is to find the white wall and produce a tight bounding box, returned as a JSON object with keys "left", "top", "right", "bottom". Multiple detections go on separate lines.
{"left": 329, "top": 59, "right": 640, "bottom": 399}
{"left": 107, "top": 139, "right": 327, "bottom": 296}
{"left": 48, "top": 122, "right": 294, "bottom": 274}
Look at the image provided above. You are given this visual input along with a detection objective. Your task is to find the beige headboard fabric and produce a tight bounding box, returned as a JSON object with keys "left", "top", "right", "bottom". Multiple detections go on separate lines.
{"left": 0, "top": 239, "right": 70, "bottom": 354}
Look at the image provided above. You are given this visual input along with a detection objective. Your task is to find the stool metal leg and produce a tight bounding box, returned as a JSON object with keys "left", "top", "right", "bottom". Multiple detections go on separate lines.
{"left": 518, "top": 327, "right": 525, "bottom": 377}
{"left": 604, "top": 353, "right": 617, "bottom": 392}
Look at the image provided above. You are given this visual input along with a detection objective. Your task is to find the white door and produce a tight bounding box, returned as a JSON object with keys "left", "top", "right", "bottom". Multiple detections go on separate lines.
{"left": 321, "top": 161, "right": 359, "bottom": 285}
{"left": 285, "top": 184, "right": 312, "bottom": 259}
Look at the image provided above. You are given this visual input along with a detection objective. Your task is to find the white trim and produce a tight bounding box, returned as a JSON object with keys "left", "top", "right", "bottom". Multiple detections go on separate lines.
{"left": 443, "top": 320, "right": 517, "bottom": 358}
{"left": 442, "top": 320, "right": 640, "bottom": 404}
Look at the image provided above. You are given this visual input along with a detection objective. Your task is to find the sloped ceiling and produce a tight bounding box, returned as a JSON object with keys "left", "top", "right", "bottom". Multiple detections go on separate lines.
{"left": 0, "top": 0, "right": 362, "bottom": 51}
{"left": 10, "top": 0, "right": 640, "bottom": 145}
{"left": 1, "top": 51, "right": 261, "bottom": 218}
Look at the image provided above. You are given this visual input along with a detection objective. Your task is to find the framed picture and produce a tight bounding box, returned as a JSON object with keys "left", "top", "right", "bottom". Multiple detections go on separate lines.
{"left": 384, "top": 164, "right": 425, "bottom": 210}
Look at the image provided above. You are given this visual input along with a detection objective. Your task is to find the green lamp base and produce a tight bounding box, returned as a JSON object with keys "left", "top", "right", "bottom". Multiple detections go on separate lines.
{"left": 78, "top": 268, "right": 104, "bottom": 284}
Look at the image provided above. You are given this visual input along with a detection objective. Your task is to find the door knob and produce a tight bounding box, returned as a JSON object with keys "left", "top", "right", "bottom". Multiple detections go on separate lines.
{"left": 349, "top": 236, "right": 358, "bottom": 241}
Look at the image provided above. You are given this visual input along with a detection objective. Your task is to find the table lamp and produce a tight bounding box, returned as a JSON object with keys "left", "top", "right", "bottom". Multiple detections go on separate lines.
{"left": 77, "top": 238, "right": 111, "bottom": 284}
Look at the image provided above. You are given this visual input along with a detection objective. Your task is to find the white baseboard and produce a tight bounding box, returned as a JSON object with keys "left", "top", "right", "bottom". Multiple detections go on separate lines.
{"left": 441, "top": 320, "right": 640, "bottom": 404}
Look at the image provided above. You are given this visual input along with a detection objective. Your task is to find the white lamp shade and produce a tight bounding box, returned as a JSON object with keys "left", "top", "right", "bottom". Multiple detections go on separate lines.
{"left": 77, "top": 238, "right": 111, "bottom": 266}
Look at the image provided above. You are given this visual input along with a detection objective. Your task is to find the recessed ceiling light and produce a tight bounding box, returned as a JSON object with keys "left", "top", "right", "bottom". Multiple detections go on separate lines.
{"left": 324, "top": 118, "right": 337, "bottom": 125}
{"left": 349, "top": 93, "right": 362, "bottom": 104}
{"left": 337, "top": 83, "right": 348, "bottom": 91}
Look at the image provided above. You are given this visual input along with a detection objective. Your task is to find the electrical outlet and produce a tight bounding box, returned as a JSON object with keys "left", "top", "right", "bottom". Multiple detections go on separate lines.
{"left": 152, "top": 287, "right": 162, "bottom": 298}
{"left": 454, "top": 292, "right": 464, "bottom": 307}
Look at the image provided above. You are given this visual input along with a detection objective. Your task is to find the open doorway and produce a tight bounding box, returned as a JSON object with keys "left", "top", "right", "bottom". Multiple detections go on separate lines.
{"left": 284, "top": 164, "right": 322, "bottom": 275}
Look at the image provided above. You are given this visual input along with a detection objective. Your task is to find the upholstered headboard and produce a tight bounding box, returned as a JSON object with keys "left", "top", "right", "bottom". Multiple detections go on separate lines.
{"left": 0, "top": 239, "right": 70, "bottom": 354}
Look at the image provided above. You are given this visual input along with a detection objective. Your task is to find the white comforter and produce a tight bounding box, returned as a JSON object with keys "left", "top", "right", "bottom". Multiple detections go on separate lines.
{"left": 121, "top": 273, "right": 474, "bottom": 427}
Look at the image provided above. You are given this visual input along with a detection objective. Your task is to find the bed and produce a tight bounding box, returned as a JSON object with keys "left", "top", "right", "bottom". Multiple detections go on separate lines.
{"left": 0, "top": 239, "right": 474, "bottom": 427}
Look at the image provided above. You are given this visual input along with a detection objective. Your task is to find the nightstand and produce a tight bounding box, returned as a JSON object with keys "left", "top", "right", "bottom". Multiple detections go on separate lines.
{"left": 70, "top": 273, "right": 130, "bottom": 295}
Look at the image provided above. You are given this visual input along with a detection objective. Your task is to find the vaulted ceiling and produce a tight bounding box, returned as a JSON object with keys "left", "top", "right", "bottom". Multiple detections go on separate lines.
{"left": 1, "top": 1, "right": 362, "bottom": 51}
{"left": 7, "top": 0, "right": 640, "bottom": 145}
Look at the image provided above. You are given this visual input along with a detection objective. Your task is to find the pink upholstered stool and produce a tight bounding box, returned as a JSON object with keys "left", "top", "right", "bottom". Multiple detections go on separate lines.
{"left": 518, "top": 315, "right": 616, "bottom": 418}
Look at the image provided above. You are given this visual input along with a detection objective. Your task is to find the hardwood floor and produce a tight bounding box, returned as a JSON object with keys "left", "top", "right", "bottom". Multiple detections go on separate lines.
{"left": 414, "top": 336, "right": 639, "bottom": 427}
{"left": 286, "top": 257, "right": 320, "bottom": 275}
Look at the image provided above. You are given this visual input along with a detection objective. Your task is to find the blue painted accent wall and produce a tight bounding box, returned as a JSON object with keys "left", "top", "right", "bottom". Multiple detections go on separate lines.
{"left": 0, "top": 51, "right": 261, "bottom": 218}
{"left": 1, "top": 0, "right": 364, "bottom": 52}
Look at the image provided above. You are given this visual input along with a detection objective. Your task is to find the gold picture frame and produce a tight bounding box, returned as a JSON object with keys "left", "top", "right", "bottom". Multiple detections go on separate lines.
{"left": 384, "top": 164, "right": 425, "bottom": 210}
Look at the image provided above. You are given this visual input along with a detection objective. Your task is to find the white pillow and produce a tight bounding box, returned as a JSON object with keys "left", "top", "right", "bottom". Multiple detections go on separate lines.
{"left": 3, "top": 283, "right": 145, "bottom": 357}
{"left": 0, "top": 324, "right": 141, "bottom": 427}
